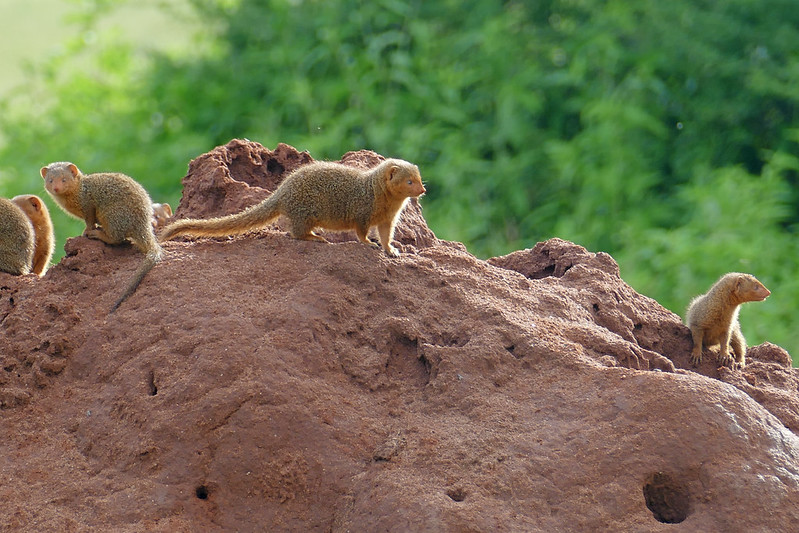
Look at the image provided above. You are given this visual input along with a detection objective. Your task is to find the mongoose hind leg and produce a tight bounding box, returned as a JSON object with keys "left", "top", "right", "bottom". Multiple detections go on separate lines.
{"left": 354, "top": 225, "right": 381, "bottom": 251}
{"left": 85, "top": 227, "right": 122, "bottom": 245}
{"left": 292, "top": 228, "right": 329, "bottom": 243}
{"left": 288, "top": 218, "right": 329, "bottom": 243}
{"left": 689, "top": 327, "right": 704, "bottom": 366}
{"left": 300, "top": 232, "right": 329, "bottom": 243}
{"left": 730, "top": 328, "right": 747, "bottom": 369}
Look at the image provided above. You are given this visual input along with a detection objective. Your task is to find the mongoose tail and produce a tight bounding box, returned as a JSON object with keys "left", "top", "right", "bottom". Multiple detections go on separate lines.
{"left": 158, "top": 195, "right": 281, "bottom": 242}
{"left": 110, "top": 246, "right": 162, "bottom": 313}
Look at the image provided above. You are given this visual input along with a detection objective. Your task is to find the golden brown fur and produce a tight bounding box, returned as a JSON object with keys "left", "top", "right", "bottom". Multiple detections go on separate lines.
{"left": 41, "top": 161, "right": 162, "bottom": 312}
{"left": 0, "top": 198, "right": 34, "bottom": 276}
{"left": 685, "top": 272, "right": 770, "bottom": 368}
{"left": 11, "top": 194, "right": 54, "bottom": 276}
{"left": 159, "top": 158, "right": 426, "bottom": 257}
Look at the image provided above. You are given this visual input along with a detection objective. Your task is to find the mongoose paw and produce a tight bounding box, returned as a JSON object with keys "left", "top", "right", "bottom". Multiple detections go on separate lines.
{"left": 717, "top": 351, "right": 734, "bottom": 368}
{"left": 297, "top": 233, "right": 328, "bottom": 243}
{"left": 689, "top": 351, "right": 702, "bottom": 367}
{"left": 84, "top": 228, "right": 103, "bottom": 240}
{"left": 385, "top": 245, "right": 400, "bottom": 258}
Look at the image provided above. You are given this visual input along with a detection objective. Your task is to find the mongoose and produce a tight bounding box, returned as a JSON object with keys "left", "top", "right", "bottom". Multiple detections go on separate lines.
{"left": 159, "top": 158, "right": 426, "bottom": 257}
{"left": 0, "top": 198, "right": 34, "bottom": 275}
{"left": 41, "top": 162, "right": 162, "bottom": 312}
{"left": 11, "top": 194, "right": 54, "bottom": 276}
{"left": 685, "top": 272, "right": 770, "bottom": 368}
{"left": 151, "top": 202, "right": 173, "bottom": 232}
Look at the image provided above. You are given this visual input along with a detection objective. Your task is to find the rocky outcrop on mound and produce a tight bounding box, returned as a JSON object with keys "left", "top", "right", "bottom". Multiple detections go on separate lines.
{"left": 0, "top": 140, "right": 798, "bottom": 531}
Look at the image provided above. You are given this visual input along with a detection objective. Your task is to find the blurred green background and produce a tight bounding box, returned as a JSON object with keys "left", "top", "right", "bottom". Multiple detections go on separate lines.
{"left": 1, "top": 0, "right": 797, "bottom": 364}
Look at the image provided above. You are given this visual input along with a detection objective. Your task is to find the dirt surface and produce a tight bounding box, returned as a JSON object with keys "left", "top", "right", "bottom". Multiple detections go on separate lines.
{"left": 1, "top": 139, "right": 798, "bottom": 531}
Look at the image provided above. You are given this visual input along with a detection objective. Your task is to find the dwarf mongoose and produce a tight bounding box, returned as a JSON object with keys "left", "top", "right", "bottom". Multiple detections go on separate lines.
{"left": 151, "top": 202, "right": 173, "bottom": 232}
{"left": 0, "top": 198, "right": 34, "bottom": 275}
{"left": 159, "top": 158, "right": 426, "bottom": 257}
{"left": 685, "top": 272, "right": 770, "bottom": 368}
{"left": 11, "top": 194, "right": 54, "bottom": 276}
{"left": 41, "top": 162, "right": 162, "bottom": 311}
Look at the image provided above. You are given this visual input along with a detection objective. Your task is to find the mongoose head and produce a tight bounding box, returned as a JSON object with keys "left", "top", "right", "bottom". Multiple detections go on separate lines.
{"left": 11, "top": 194, "right": 48, "bottom": 221}
{"left": 384, "top": 159, "right": 426, "bottom": 199}
{"left": 152, "top": 202, "right": 173, "bottom": 231}
{"left": 733, "top": 273, "right": 771, "bottom": 303}
{"left": 41, "top": 162, "right": 81, "bottom": 195}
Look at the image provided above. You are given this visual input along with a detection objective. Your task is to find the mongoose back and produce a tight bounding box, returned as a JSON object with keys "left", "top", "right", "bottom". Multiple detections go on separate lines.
{"left": 159, "top": 158, "right": 426, "bottom": 257}
{"left": 685, "top": 272, "right": 770, "bottom": 368}
{"left": 0, "top": 198, "right": 34, "bottom": 275}
{"left": 11, "top": 194, "right": 54, "bottom": 276}
{"left": 151, "top": 202, "right": 173, "bottom": 232}
{"left": 41, "top": 162, "right": 162, "bottom": 312}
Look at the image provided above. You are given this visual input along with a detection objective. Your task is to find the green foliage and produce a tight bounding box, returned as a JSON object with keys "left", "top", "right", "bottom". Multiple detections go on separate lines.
{"left": 1, "top": 0, "right": 799, "bottom": 363}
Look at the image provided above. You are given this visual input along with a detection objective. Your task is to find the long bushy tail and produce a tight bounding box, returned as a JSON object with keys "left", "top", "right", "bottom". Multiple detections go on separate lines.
{"left": 110, "top": 245, "right": 162, "bottom": 313}
{"left": 158, "top": 195, "right": 281, "bottom": 242}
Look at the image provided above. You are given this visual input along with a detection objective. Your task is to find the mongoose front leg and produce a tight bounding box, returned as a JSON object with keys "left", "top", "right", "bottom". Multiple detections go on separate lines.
{"left": 730, "top": 329, "right": 747, "bottom": 369}
{"left": 83, "top": 206, "right": 99, "bottom": 235}
{"left": 376, "top": 222, "right": 399, "bottom": 257}
{"left": 689, "top": 327, "right": 704, "bottom": 366}
{"left": 717, "top": 333, "right": 734, "bottom": 367}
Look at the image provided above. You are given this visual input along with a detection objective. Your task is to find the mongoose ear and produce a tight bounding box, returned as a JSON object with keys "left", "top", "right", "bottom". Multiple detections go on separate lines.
{"left": 40, "top": 166, "right": 49, "bottom": 179}
{"left": 387, "top": 165, "right": 400, "bottom": 180}
{"left": 67, "top": 163, "right": 79, "bottom": 177}
{"left": 27, "top": 196, "right": 42, "bottom": 212}
{"left": 164, "top": 203, "right": 173, "bottom": 217}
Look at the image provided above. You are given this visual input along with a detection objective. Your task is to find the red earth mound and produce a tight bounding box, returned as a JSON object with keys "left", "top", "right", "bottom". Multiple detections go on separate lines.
{"left": 1, "top": 139, "right": 797, "bottom": 531}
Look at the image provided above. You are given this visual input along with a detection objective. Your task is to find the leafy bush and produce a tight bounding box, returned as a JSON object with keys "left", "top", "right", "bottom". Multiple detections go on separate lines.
{"left": 1, "top": 0, "right": 798, "bottom": 362}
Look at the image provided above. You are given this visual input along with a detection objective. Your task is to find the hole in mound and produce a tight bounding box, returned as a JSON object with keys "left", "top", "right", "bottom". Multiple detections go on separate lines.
{"left": 386, "top": 335, "right": 429, "bottom": 387}
{"left": 592, "top": 303, "right": 600, "bottom": 313}
{"left": 643, "top": 472, "right": 689, "bottom": 524}
{"left": 147, "top": 370, "right": 158, "bottom": 396}
{"left": 446, "top": 488, "right": 467, "bottom": 502}
{"left": 195, "top": 485, "right": 209, "bottom": 500}
{"left": 266, "top": 158, "right": 285, "bottom": 175}
{"left": 530, "top": 264, "right": 556, "bottom": 279}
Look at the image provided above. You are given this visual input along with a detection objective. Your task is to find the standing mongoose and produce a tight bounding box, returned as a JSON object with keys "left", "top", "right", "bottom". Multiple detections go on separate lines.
{"left": 41, "top": 162, "right": 162, "bottom": 312}
{"left": 158, "top": 158, "right": 427, "bottom": 257}
{"left": 685, "top": 272, "right": 770, "bottom": 369}
{"left": 151, "top": 202, "right": 173, "bottom": 232}
{"left": 0, "top": 198, "right": 34, "bottom": 276}
{"left": 11, "top": 194, "right": 54, "bottom": 276}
